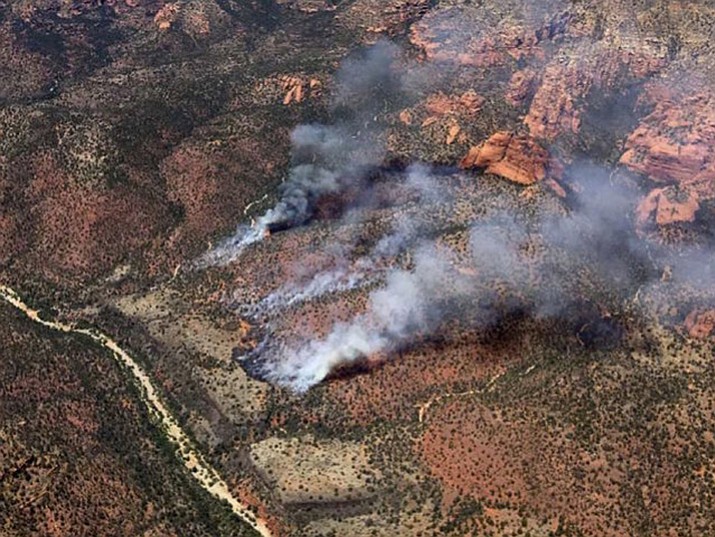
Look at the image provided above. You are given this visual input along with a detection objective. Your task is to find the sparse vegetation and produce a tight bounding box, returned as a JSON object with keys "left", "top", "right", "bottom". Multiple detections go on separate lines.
{"left": 2, "top": 0, "right": 715, "bottom": 535}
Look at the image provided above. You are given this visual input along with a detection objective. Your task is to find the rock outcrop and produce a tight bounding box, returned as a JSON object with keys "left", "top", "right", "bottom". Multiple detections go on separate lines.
{"left": 622, "top": 89, "right": 715, "bottom": 233}
{"left": 423, "top": 90, "right": 484, "bottom": 118}
{"left": 684, "top": 309, "right": 715, "bottom": 339}
{"left": 460, "top": 131, "right": 560, "bottom": 185}
{"left": 506, "top": 69, "right": 538, "bottom": 107}
{"left": 410, "top": 7, "right": 570, "bottom": 68}
{"left": 524, "top": 42, "right": 667, "bottom": 140}
{"left": 636, "top": 186, "right": 700, "bottom": 228}
{"left": 620, "top": 92, "right": 715, "bottom": 196}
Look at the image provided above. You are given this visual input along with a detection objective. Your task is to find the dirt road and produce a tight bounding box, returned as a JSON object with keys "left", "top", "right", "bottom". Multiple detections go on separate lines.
{"left": 0, "top": 284, "right": 273, "bottom": 537}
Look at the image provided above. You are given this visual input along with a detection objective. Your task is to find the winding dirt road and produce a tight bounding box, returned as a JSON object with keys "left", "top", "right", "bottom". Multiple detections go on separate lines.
{"left": 0, "top": 284, "right": 273, "bottom": 537}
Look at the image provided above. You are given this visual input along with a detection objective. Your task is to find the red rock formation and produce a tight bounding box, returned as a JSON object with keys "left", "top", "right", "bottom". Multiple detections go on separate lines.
{"left": 281, "top": 76, "right": 304, "bottom": 105}
{"left": 684, "top": 309, "right": 715, "bottom": 339}
{"left": 446, "top": 124, "right": 461, "bottom": 145}
{"left": 460, "top": 131, "right": 560, "bottom": 186}
{"left": 424, "top": 90, "right": 484, "bottom": 117}
{"left": 278, "top": 76, "right": 321, "bottom": 105}
{"left": 636, "top": 187, "right": 700, "bottom": 228}
{"left": 154, "top": 3, "right": 179, "bottom": 30}
{"left": 402, "top": 90, "right": 484, "bottom": 145}
{"left": 399, "top": 109, "right": 413, "bottom": 125}
{"left": 687, "top": 167, "right": 715, "bottom": 200}
{"left": 506, "top": 69, "right": 538, "bottom": 107}
{"left": 620, "top": 93, "right": 715, "bottom": 196}
{"left": 525, "top": 43, "right": 666, "bottom": 140}
{"left": 410, "top": 8, "right": 569, "bottom": 68}
{"left": 523, "top": 61, "right": 584, "bottom": 140}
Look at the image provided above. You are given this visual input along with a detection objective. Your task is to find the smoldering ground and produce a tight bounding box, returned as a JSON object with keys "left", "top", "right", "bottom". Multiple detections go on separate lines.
{"left": 199, "top": 40, "right": 405, "bottom": 267}
{"left": 231, "top": 163, "right": 454, "bottom": 320}
{"left": 202, "top": 29, "right": 715, "bottom": 391}
{"left": 235, "top": 157, "right": 715, "bottom": 393}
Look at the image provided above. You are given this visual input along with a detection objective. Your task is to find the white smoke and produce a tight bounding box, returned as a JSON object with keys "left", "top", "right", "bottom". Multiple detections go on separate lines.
{"left": 215, "top": 32, "right": 715, "bottom": 392}
{"left": 260, "top": 245, "right": 458, "bottom": 392}
{"left": 250, "top": 164, "right": 708, "bottom": 392}
{"left": 258, "top": 213, "right": 536, "bottom": 392}
{"left": 199, "top": 41, "right": 402, "bottom": 267}
{"left": 249, "top": 262, "right": 379, "bottom": 317}
{"left": 240, "top": 162, "right": 447, "bottom": 317}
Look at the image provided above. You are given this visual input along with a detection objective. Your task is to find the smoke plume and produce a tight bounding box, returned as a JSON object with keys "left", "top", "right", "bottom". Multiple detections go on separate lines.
{"left": 247, "top": 161, "right": 713, "bottom": 392}
{"left": 260, "top": 244, "right": 460, "bottom": 392}
{"left": 208, "top": 30, "right": 715, "bottom": 392}
{"left": 200, "top": 40, "right": 402, "bottom": 267}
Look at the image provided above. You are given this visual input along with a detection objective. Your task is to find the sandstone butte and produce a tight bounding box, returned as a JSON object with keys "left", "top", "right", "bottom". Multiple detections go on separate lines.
{"left": 522, "top": 61, "right": 585, "bottom": 140}
{"left": 619, "top": 91, "right": 715, "bottom": 230}
{"left": 459, "top": 131, "right": 560, "bottom": 186}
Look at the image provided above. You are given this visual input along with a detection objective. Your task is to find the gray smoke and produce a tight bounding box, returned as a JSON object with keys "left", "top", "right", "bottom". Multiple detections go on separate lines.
{"left": 200, "top": 40, "right": 402, "bottom": 267}
{"left": 258, "top": 216, "right": 527, "bottom": 392}
{"left": 254, "top": 162, "right": 713, "bottom": 392}
{"left": 260, "top": 125, "right": 348, "bottom": 229}
{"left": 333, "top": 40, "right": 402, "bottom": 108}
{"left": 247, "top": 163, "right": 445, "bottom": 317}
{"left": 261, "top": 244, "right": 460, "bottom": 392}
{"left": 252, "top": 166, "right": 518, "bottom": 391}
{"left": 220, "top": 31, "right": 714, "bottom": 391}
